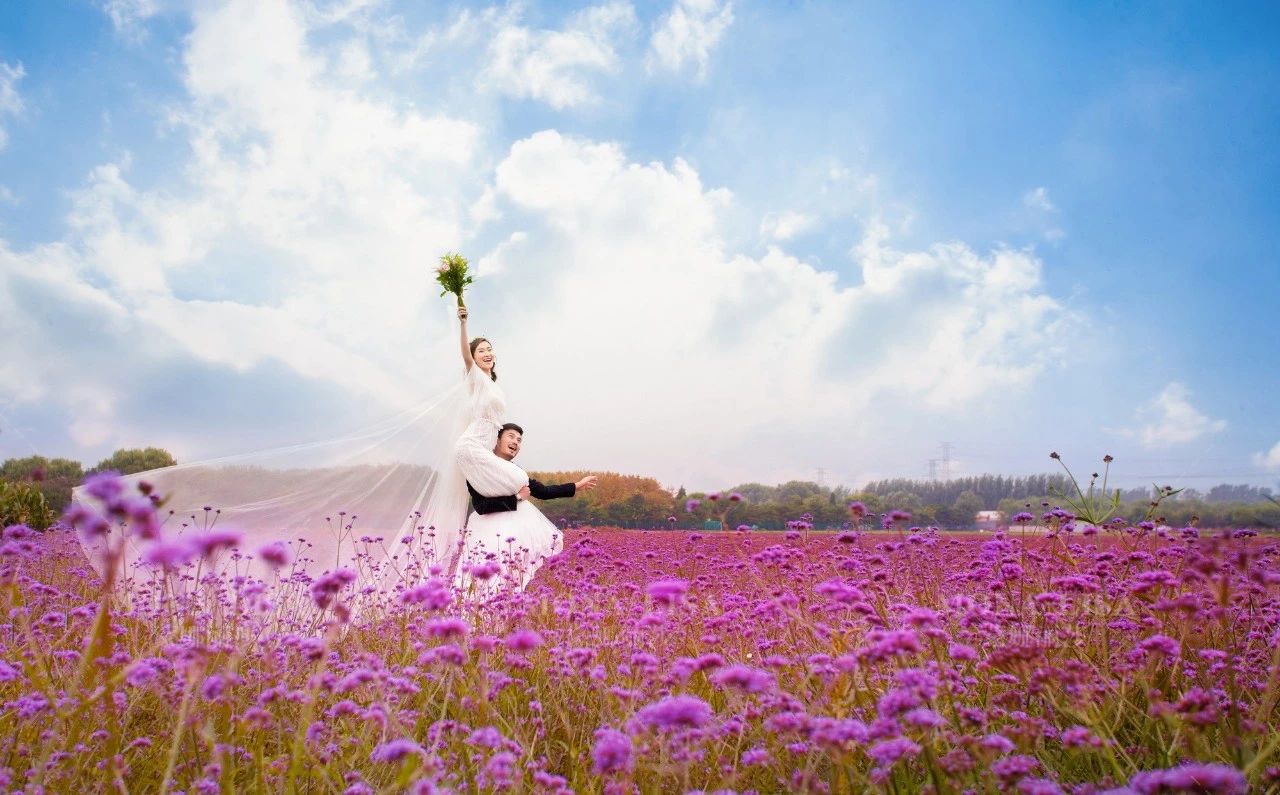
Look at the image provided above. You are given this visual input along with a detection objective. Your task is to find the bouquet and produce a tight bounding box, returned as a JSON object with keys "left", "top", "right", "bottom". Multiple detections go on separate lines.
{"left": 435, "top": 252, "right": 474, "bottom": 307}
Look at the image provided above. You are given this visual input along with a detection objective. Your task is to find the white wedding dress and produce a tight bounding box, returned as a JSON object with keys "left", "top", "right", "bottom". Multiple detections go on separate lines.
{"left": 451, "top": 365, "right": 563, "bottom": 595}
{"left": 70, "top": 345, "right": 563, "bottom": 600}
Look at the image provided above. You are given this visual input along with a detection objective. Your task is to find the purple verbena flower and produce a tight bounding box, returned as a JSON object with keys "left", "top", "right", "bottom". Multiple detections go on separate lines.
{"left": 635, "top": 694, "right": 713, "bottom": 730}
{"left": 369, "top": 739, "right": 422, "bottom": 763}
{"left": 188, "top": 528, "right": 244, "bottom": 559}
{"left": 425, "top": 617, "right": 468, "bottom": 638}
{"left": 310, "top": 568, "right": 357, "bottom": 609}
{"left": 646, "top": 578, "right": 689, "bottom": 606}
{"left": 401, "top": 578, "right": 450, "bottom": 609}
{"left": 504, "top": 629, "right": 543, "bottom": 652}
{"left": 1129, "top": 763, "right": 1246, "bottom": 795}
{"left": 142, "top": 540, "right": 195, "bottom": 569}
{"left": 591, "top": 728, "right": 632, "bottom": 775}
{"left": 258, "top": 541, "right": 292, "bottom": 568}
{"left": 710, "top": 664, "right": 773, "bottom": 693}
{"left": 868, "top": 737, "right": 921, "bottom": 767}
{"left": 84, "top": 471, "right": 124, "bottom": 501}
{"left": 201, "top": 674, "right": 227, "bottom": 701}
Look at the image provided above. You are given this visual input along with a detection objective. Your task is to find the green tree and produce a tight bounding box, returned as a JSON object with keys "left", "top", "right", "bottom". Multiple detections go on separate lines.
{"left": 92, "top": 447, "right": 177, "bottom": 476}
{"left": 1, "top": 456, "right": 84, "bottom": 482}
{"left": 729, "top": 483, "right": 777, "bottom": 504}
{"left": 777, "top": 481, "right": 823, "bottom": 503}
{"left": 0, "top": 481, "right": 56, "bottom": 530}
{"left": 947, "top": 490, "right": 984, "bottom": 528}
{"left": 0, "top": 455, "right": 85, "bottom": 514}
{"left": 884, "top": 491, "right": 923, "bottom": 512}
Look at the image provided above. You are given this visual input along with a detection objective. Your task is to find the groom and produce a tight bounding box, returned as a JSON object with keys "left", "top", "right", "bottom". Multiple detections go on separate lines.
{"left": 466, "top": 423, "right": 598, "bottom": 514}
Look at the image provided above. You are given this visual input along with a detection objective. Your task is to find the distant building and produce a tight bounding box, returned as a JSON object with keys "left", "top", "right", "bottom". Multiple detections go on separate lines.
{"left": 975, "top": 510, "right": 1002, "bottom": 529}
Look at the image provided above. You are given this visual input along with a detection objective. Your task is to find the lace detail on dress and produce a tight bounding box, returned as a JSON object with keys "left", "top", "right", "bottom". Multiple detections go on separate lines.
{"left": 466, "top": 365, "right": 506, "bottom": 428}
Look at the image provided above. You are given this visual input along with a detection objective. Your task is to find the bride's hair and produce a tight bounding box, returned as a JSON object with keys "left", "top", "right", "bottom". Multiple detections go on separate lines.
{"left": 470, "top": 337, "right": 497, "bottom": 381}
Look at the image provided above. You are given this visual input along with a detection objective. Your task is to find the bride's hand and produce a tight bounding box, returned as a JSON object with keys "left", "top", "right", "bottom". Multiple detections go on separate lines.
{"left": 457, "top": 305, "right": 468, "bottom": 322}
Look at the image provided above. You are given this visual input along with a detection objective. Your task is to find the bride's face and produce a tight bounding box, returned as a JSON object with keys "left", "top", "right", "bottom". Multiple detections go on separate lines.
{"left": 473, "top": 340, "right": 495, "bottom": 372}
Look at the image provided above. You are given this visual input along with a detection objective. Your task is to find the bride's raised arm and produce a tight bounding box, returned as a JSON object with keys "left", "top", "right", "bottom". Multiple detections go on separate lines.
{"left": 457, "top": 305, "right": 473, "bottom": 371}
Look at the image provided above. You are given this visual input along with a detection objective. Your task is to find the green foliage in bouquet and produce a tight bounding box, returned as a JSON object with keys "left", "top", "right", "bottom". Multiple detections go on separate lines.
{"left": 436, "top": 252, "right": 474, "bottom": 307}
{"left": 0, "top": 480, "right": 56, "bottom": 530}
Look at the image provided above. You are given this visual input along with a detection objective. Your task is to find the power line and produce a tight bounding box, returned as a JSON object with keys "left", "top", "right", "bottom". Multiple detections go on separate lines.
{"left": 939, "top": 442, "right": 954, "bottom": 480}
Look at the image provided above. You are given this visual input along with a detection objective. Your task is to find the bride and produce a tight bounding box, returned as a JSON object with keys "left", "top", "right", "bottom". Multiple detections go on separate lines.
{"left": 448, "top": 305, "right": 565, "bottom": 594}
{"left": 72, "top": 297, "right": 569, "bottom": 601}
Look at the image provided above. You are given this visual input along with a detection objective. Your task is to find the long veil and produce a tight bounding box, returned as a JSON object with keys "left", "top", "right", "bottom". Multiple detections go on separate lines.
{"left": 72, "top": 368, "right": 475, "bottom": 590}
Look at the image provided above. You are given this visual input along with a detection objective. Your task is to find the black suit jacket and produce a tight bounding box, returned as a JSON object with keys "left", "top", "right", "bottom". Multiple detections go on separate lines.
{"left": 467, "top": 477, "right": 576, "bottom": 515}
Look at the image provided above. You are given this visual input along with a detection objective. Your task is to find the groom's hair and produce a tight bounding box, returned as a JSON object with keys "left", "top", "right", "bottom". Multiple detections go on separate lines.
{"left": 498, "top": 422, "right": 524, "bottom": 440}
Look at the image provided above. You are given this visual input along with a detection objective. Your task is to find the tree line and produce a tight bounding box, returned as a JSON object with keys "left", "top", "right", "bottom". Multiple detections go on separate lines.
{"left": 3, "top": 450, "right": 1277, "bottom": 531}
{"left": 0, "top": 449, "right": 176, "bottom": 529}
{"left": 859, "top": 474, "right": 1073, "bottom": 509}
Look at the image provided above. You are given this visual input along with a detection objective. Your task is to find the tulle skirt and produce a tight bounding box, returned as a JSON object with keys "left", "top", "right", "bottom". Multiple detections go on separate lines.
{"left": 456, "top": 501, "right": 563, "bottom": 597}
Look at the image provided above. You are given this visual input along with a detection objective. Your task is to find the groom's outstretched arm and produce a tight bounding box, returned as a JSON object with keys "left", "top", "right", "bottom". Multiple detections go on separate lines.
{"left": 529, "top": 475, "right": 598, "bottom": 500}
{"left": 528, "top": 478, "right": 576, "bottom": 500}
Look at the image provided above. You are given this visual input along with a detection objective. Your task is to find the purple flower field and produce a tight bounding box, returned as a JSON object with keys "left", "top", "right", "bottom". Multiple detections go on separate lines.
{"left": 2, "top": 476, "right": 1279, "bottom": 793}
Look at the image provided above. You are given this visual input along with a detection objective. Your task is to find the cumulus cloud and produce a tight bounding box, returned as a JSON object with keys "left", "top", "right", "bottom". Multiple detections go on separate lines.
{"left": 480, "top": 2, "right": 637, "bottom": 108}
{"left": 1126, "top": 382, "right": 1227, "bottom": 448}
{"left": 99, "top": 0, "right": 162, "bottom": 39}
{"left": 1254, "top": 441, "right": 1280, "bottom": 472}
{"left": 646, "top": 0, "right": 734, "bottom": 80}
{"left": 1, "top": 0, "right": 1072, "bottom": 486}
{"left": 487, "top": 131, "right": 1069, "bottom": 482}
{"left": 0, "top": 62, "right": 24, "bottom": 150}
{"left": 1, "top": 0, "right": 482, "bottom": 456}
{"left": 759, "top": 211, "right": 814, "bottom": 242}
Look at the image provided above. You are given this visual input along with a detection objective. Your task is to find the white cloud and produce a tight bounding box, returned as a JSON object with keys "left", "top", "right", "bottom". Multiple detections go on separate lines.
{"left": 0, "top": 0, "right": 1072, "bottom": 487}
{"left": 1128, "top": 382, "right": 1227, "bottom": 448}
{"left": 99, "top": 0, "right": 161, "bottom": 39}
{"left": 646, "top": 0, "right": 734, "bottom": 80}
{"left": 307, "top": 0, "right": 385, "bottom": 26}
{"left": 1254, "top": 441, "right": 1280, "bottom": 472}
{"left": 0, "top": 62, "right": 24, "bottom": 150}
{"left": 487, "top": 131, "right": 1069, "bottom": 483}
{"left": 1022, "top": 186, "right": 1064, "bottom": 241}
{"left": 759, "top": 210, "right": 814, "bottom": 242}
{"left": 475, "top": 231, "right": 527, "bottom": 277}
{"left": 1, "top": 0, "right": 483, "bottom": 455}
{"left": 1023, "top": 186, "right": 1054, "bottom": 212}
{"left": 480, "top": 2, "right": 637, "bottom": 109}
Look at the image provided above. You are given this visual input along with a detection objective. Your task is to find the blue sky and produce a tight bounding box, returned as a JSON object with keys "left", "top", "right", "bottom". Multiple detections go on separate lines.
{"left": 0, "top": 0, "right": 1277, "bottom": 491}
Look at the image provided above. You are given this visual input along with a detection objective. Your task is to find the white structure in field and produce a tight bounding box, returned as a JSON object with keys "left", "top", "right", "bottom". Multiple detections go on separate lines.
{"left": 975, "top": 510, "right": 1003, "bottom": 529}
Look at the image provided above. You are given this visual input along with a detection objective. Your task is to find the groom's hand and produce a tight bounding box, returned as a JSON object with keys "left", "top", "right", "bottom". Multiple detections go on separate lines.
{"left": 575, "top": 475, "right": 599, "bottom": 492}
{"left": 517, "top": 485, "right": 531, "bottom": 500}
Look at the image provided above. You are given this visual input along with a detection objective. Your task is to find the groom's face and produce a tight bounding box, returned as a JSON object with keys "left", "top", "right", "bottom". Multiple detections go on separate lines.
{"left": 495, "top": 429, "right": 522, "bottom": 461}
